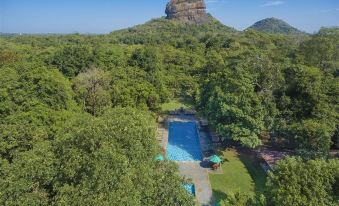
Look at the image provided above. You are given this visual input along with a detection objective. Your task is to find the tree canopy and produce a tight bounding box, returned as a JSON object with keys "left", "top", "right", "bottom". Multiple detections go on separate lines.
{"left": 0, "top": 18, "right": 338, "bottom": 205}
{"left": 267, "top": 157, "right": 339, "bottom": 206}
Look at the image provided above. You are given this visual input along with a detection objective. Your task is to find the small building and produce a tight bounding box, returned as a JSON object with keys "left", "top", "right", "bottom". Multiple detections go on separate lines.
{"left": 257, "top": 149, "right": 290, "bottom": 172}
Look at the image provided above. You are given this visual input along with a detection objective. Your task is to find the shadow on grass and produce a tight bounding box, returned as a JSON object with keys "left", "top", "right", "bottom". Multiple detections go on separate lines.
{"left": 212, "top": 189, "right": 228, "bottom": 205}
{"left": 161, "top": 98, "right": 194, "bottom": 111}
{"left": 238, "top": 150, "right": 267, "bottom": 195}
{"left": 215, "top": 150, "right": 229, "bottom": 163}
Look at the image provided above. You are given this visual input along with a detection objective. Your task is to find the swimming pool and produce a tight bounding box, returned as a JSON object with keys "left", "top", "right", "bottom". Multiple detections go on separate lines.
{"left": 183, "top": 184, "right": 196, "bottom": 196}
{"left": 167, "top": 121, "right": 203, "bottom": 161}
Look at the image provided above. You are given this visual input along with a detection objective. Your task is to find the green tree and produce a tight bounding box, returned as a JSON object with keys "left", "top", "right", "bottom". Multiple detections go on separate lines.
{"left": 50, "top": 45, "right": 94, "bottom": 77}
{"left": 200, "top": 69, "right": 265, "bottom": 148}
{"left": 300, "top": 28, "right": 339, "bottom": 75}
{"left": 267, "top": 157, "right": 339, "bottom": 206}
{"left": 219, "top": 192, "right": 266, "bottom": 206}
{"left": 0, "top": 63, "right": 77, "bottom": 161}
{"left": 73, "top": 68, "right": 111, "bottom": 115}
{"left": 128, "top": 46, "right": 163, "bottom": 73}
{"left": 110, "top": 67, "right": 161, "bottom": 111}
{"left": 285, "top": 120, "right": 334, "bottom": 158}
{"left": 274, "top": 65, "right": 336, "bottom": 156}
{"left": 0, "top": 108, "right": 195, "bottom": 206}
{"left": 53, "top": 108, "right": 194, "bottom": 205}
{"left": 0, "top": 51, "right": 19, "bottom": 67}
{"left": 0, "top": 141, "right": 55, "bottom": 206}
{"left": 0, "top": 63, "right": 75, "bottom": 116}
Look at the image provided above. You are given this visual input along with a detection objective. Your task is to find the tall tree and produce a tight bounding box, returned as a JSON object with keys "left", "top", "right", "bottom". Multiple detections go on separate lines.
{"left": 73, "top": 68, "right": 111, "bottom": 115}
{"left": 50, "top": 45, "right": 94, "bottom": 77}
{"left": 267, "top": 157, "right": 339, "bottom": 206}
{"left": 200, "top": 68, "right": 265, "bottom": 148}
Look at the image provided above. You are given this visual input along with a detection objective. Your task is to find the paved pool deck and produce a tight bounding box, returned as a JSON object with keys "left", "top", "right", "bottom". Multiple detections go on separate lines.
{"left": 178, "top": 162, "right": 213, "bottom": 205}
{"left": 158, "top": 114, "right": 221, "bottom": 205}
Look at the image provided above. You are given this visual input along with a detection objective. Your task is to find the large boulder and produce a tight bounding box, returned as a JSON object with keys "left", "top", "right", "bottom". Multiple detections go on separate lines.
{"left": 165, "top": 0, "right": 208, "bottom": 24}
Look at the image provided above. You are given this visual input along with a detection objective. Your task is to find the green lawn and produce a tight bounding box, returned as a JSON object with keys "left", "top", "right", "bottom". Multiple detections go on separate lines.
{"left": 209, "top": 148, "right": 267, "bottom": 203}
{"left": 160, "top": 99, "right": 192, "bottom": 113}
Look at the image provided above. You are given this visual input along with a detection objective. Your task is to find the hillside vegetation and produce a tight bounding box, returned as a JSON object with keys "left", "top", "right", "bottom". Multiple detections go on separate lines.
{"left": 0, "top": 18, "right": 338, "bottom": 205}
{"left": 248, "top": 17, "right": 305, "bottom": 35}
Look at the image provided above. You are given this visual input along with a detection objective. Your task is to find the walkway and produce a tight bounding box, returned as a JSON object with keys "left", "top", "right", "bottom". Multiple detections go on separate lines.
{"left": 178, "top": 162, "right": 213, "bottom": 205}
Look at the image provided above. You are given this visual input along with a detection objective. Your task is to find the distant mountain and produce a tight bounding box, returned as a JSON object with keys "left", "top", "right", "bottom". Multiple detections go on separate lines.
{"left": 248, "top": 18, "right": 305, "bottom": 35}
{"left": 0, "top": 33, "right": 18, "bottom": 36}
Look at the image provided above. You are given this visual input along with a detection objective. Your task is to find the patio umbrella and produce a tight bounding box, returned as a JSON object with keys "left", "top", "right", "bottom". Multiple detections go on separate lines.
{"left": 154, "top": 154, "right": 165, "bottom": 161}
{"left": 208, "top": 155, "right": 222, "bottom": 164}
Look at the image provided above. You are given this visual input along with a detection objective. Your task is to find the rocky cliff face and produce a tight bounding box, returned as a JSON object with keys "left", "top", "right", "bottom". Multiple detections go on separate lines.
{"left": 165, "top": 0, "right": 208, "bottom": 24}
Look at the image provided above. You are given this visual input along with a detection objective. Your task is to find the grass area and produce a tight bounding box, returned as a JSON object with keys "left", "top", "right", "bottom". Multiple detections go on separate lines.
{"left": 160, "top": 99, "right": 193, "bottom": 113}
{"left": 209, "top": 148, "right": 267, "bottom": 203}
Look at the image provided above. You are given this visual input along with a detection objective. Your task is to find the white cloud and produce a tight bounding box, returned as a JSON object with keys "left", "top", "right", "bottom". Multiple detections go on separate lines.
{"left": 261, "top": 1, "right": 285, "bottom": 7}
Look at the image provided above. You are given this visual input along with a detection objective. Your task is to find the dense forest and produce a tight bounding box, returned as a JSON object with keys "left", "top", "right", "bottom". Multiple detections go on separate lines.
{"left": 0, "top": 17, "right": 338, "bottom": 205}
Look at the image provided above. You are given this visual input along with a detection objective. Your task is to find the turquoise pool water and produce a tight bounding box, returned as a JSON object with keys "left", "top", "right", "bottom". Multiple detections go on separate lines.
{"left": 183, "top": 184, "right": 196, "bottom": 196}
{"left": 167, "top": 121, "right": 203, "bottom": 161}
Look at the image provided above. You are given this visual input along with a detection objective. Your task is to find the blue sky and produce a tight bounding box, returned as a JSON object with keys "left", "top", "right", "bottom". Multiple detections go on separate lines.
{"left": 0, "top": 0, "right": 338, "bottom": 34}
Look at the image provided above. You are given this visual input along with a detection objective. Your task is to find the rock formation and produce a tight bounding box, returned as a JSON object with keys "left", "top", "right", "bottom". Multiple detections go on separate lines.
{"left": 165, "top": 0, "right": 208, "bottom": 24}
